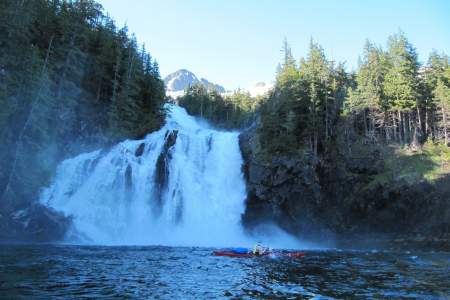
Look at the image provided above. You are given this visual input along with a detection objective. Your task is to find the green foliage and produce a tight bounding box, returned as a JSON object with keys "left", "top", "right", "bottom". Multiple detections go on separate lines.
{"left": 259, "top": 39, "right": 350, "bottom": 155}
{"left": 178, "top": 84, "right": 261, "bottom": 129}
{"left": 257, "top": 32, "right": 449, "bottom": 157}
{"left": 368, "top": 142, "right": 450, "bottom": 188}
{"left": 276, "top": 38, "right": 298, "bottom": 88}
{"left": 383, "top": 31, "right": 419, "bottom": 112}
{"left": 434, "top": 79, "right": 450, "bottom": 109}
{"left": 0, "top": 0, "right": 166, "bottom": 211}
{"left": 346, "top": 41, "right": 387, "bottom": 114}
{"left": 340, "top": 31, "right": 450, "bottom": 146}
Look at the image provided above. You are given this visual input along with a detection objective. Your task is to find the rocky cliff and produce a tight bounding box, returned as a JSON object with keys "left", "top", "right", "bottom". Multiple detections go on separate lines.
{"left": 0, "top": 204, "right": 69, "bottom": 242}
{"left": 239, "top": 125, "right": 450, "bottom": 250}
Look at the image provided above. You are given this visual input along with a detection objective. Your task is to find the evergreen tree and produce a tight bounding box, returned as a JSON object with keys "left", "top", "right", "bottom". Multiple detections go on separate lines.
{"left": 383, "top": 31, "right": 420, "bottom": 144}
{"left": 422, "top": 52, "right": 450, "bottom": 139}
{"left": 277, "top": 38, "right": 298, "bottom": 88}
{"left": 299, "top": 40, "right": 332, "bottom": 154}
{"left": 345, "top": 41, "right": 388, "bottom": 139}
{"left": 434, "top": 79, "right": 450, "bottom": 145}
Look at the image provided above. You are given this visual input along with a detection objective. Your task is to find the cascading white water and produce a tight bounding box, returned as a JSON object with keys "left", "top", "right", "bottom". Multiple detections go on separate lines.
{"left": 40, "top": 104, "right": 304, "bottom": 248}
{"left": 40, "top": 105, "right": 252, "bottom": 246}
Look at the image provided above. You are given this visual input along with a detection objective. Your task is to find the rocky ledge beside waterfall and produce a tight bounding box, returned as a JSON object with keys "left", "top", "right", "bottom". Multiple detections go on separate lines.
{"left": 239, "top": 125, "right": 450, "bottom": 251}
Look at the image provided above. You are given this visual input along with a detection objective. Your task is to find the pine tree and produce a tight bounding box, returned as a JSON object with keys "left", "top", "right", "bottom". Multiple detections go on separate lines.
{"left": 345, "top": 40, "right": 389, "bottom": 139}
{"left": 383, "top": 31, "right": 420, "bottom": 144}
{"left": 299, "top": 40, "right": 331, "bottom": 155}
{"left": 277, "top": 38, "right": 298, "bottom": 89}
{"left": 422, "top": 52, "right": 450, "bottom": 140}
{"left": 434, "top": 79, "right": 450, "bottom": 145}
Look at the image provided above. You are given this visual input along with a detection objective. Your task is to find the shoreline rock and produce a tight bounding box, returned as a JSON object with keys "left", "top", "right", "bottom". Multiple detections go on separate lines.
{"left": 0, "top": 204, "right": 70, "bottom": 242}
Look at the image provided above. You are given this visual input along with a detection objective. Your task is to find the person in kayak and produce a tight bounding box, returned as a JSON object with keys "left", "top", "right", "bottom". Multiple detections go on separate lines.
{"left": 252, "top": 242, "right": 268, "bottom": 256}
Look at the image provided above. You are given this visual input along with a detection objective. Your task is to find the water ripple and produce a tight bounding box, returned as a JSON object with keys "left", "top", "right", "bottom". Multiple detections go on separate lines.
{"left": 0, "top": 245, "right": 449, "bottom": 299}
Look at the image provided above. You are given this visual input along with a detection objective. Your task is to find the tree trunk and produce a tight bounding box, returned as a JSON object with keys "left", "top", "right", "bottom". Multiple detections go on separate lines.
{"left": 392, "top": 112, "right": 397, "bottom": 142}
{"left": 403, "top": 112, "right": 408, "bottom": 144}
{"left": 416, "top": 106, "right": 423, "bottom": 140}
{"left": 443, "top": 106, "right": 448, "bottom": 146}
{"left": 363, "top": 109, "right": 368, "bottom": 136}
{"left": 370, "top": 114, "right": 375, "bottom": 135}
{"left": 398, "top": 111, "right": 403, "bottom": 143}
{"left": 411, "top": 113, "right": 420, "bottom": 148}
{"left": 408, "top": 112, "right": 412, "bottom": 144}
{"left": 384, "top": 112, "right": 390, "bottom": 142}
{"left": 314, "top": 131, "right": 318, "bottom": 159}
{"left": 432, "top": 110, "right": 437, "bottom": 141}
{"left": 325, "top": 95, "right": 329, "bottom": 140}
{"left": 345, "top": 125, "right": 352, "bottom": 155}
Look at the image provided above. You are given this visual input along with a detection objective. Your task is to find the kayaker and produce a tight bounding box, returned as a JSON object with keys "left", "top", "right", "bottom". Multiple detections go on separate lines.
{"left": 252, "top": 242, "right": 268, "bottom": 256}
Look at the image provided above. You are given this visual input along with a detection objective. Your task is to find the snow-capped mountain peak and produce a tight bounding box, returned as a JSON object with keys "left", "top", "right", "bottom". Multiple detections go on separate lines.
{"left": 164, "top": 69, "right": 225, "bottom": 98}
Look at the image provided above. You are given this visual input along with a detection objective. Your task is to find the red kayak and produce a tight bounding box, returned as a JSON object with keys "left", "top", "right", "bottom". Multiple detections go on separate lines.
{"left": 213, "top": 251, "right": 253, "bottom": 257}
{"left": 213, "top": 250, "right": 305, "bottom": 258}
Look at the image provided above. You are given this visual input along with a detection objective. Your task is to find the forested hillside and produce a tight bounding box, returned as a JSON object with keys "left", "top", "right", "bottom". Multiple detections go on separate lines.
{"left": 259, "top": 33, "right": 449, "bottom": 156}
{"left": 239, "top": 33, "right": 450, "bottom": 249}
{"left": 0, "top": 0, "right": 166, "bottom": 240}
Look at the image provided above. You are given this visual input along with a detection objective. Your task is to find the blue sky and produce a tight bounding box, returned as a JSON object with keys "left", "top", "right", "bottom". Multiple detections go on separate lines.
{"left": 98, "top": 0, "right": 450, "bottom": 90}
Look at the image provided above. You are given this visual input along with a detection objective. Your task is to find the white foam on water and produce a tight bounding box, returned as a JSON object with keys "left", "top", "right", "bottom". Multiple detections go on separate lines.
{"left": 40, "top": 105, "right": 306, "bottom": 248}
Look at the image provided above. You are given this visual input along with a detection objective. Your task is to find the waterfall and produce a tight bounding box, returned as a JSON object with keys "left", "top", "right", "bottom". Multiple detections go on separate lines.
{"left": 40, "top": 105, "right": 305, "bottom": 248}
{"left": 40, "top": 105, "right": 253, "bottom": 246}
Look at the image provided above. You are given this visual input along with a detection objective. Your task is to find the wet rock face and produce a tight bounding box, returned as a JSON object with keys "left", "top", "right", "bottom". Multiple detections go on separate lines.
{"left": 239, "top": 127, "right": 325, "bottom": 239}
{"left": 135, "top": 143, "right": 145, "bottom": 157}
{"left": 345, "top": 149, "right": 384, "bottom": 175}
{"left": 125, "top": 165, "right": 133, "bottom": 189}
{"left": 154, "top": 130, "right": 178, "bottom": 208}
{"left": 239, "top": 126, "right": 450, "bottom": 249}
{"left": 0, "top": 204, "right": 70, "bottom": 242}
{"left": 243, "top": 162, "right": 322, "bottom": 230}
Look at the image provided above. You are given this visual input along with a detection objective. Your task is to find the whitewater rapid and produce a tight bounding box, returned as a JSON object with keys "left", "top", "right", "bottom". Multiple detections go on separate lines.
{"left": 40, "top": 105, "right": 301, "bottom": 248}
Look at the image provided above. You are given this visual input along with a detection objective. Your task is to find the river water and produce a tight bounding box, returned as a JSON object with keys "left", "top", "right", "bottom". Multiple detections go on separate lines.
{"left": 0, "top": 245, "right": 449, "bottom": 299}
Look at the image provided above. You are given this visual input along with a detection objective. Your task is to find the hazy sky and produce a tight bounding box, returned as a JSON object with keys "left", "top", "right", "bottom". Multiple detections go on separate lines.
{"left": 98, "top": 0, "right": 450, "bottom": 90}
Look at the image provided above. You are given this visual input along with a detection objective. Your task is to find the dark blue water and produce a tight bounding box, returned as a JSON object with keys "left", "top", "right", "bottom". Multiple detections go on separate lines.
{"left": 0, "top": 245, "right": 449, "bottom": 299}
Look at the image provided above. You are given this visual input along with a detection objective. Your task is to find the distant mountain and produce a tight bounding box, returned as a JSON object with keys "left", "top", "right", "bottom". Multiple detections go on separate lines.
{"left": 164, "top": 69, "right": 198, "bottom": 92}
{"left": 164, "top": 69, "right": 226, "bottom": 98}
